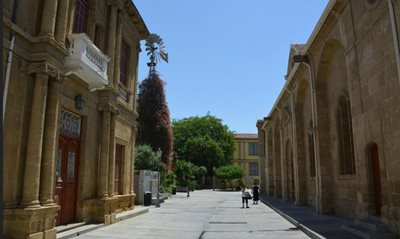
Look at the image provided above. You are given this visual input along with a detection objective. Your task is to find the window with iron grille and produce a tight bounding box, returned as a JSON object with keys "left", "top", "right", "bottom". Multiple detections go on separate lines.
{"left": 119, "top": 41, "right": 130, "bottom": 86}
{"left": 73, "top": 0, "right": 88, "bottom": 33}
{"left": 249, "top": 162, "right": 259, "bottom": 176}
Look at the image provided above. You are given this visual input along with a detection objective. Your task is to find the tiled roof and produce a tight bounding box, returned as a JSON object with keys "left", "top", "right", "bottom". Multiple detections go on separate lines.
{"left": 234, "top": 133, "right": 258, "bottom": 139}
{"left": 291, "top": 43, "right": 305, "bottom": 52}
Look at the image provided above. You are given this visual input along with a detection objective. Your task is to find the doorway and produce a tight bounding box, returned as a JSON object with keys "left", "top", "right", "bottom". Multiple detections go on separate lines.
{"left": 55, "top": 110, "right": 81, "bottom": 226}
{"left": 368, "top": 143, "right": 382, "bottom": 216}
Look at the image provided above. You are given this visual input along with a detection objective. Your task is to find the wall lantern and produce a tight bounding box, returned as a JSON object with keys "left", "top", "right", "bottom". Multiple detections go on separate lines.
{"left": 74, "top": 95, "right": 85, "bottom": 110}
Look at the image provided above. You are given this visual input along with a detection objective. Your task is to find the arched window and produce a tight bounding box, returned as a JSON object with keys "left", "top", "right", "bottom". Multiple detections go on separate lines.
{"left": 337, "top": 95, "right": 355, "bottom": 174}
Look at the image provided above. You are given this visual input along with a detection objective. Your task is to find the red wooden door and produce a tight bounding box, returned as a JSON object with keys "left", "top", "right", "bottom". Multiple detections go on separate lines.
{"left": 55, "top": 134, "right": 80, "bottom": 225}
{"left": 370, "top": 144, "right": 382, "bottom": 215}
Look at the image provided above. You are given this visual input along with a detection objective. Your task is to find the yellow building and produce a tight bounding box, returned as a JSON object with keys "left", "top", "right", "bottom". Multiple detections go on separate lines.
{"left": 3, "top": 0, "right": 149, "bottom": 238}
{"left": 233, "top": 134, "right": 259, "bottom": 187}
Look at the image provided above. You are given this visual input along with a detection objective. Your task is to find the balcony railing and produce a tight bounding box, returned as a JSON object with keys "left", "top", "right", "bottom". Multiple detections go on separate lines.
{"left": 65, "top": 33, "right": 110, "bottom": 91}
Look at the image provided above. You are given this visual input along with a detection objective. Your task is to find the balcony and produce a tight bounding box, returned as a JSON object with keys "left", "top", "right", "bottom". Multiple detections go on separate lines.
{"left": 65, "top": 33, "right": 110, "bottom": 91}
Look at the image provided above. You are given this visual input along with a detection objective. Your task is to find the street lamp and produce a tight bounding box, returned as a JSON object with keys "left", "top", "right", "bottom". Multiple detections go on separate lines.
{"left": 156, "top": 148, "right": 162, "bottom": 208}
{"left": 212, "top": 166, "right": 216, "bottom": 191}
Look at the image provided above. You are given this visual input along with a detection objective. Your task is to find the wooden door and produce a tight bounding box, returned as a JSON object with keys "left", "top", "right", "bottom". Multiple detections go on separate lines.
{"left": 370, "top": 144, "right": 382, "bottom": 215}
{"left": 55, "top": 134, "right": 80, "bottom": 225}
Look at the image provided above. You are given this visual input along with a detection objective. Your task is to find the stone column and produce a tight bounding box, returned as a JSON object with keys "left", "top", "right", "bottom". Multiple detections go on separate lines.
{"left": 113, "top": 12, "right": 122, "bottom": 87}
{"left": 130, "top": 126, "right": 137, "bottom": 194}
{"left": 22, "top": 65, "right": 52, "bottom": 207}
{"left": 108, "top": 109, "right": 117, "bottom": 196}
{"left": 98, "top": 105, "right": 111, "bottom": 198}
{"left": 39, "top": 76, "right": 62, "bottom": 205}
{"left": 55, "top": 0, "right": 70, "bottom": 46}
{"left": 40, "top": 0, "right": 59, "bottom": 37}
{"left": 106, "top": 4, "right": 118, "bottom": 87}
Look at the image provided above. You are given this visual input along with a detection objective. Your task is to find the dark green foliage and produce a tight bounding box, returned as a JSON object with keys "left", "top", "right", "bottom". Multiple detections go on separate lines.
{"left": 134, "top": 144, "right": 166, "bottom": 172}
{"left": 161, "top": 172, "right": 176, "bottom": 193}
{"left": 137, "top": 75, "right": 173, "bottom": 166}
{"left": 172, "top": 114, "right": 234, "bottom": 175}
{"left": 215, "top": 164, "right": 244, "bottom": 190}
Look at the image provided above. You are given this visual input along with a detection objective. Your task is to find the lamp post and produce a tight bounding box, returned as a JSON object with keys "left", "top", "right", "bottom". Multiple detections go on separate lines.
{"left": 156, "top": 148, "right": 162, "bottom": 208}
{"left": 212, "top": 167, "right": 216, "bottom": 191}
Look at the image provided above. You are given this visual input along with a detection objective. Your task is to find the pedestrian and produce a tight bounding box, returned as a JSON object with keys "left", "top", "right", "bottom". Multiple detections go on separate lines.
{"left": 252, "top": 183, "right": 259, "bottom": 205}
{"left": 241, "top": 187, "right": 250, "bottom": 208}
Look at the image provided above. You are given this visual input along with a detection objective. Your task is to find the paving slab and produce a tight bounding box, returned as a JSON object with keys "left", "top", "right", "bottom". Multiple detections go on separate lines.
{"left": 70, "top": 190, "right": 311, "bottom": 239}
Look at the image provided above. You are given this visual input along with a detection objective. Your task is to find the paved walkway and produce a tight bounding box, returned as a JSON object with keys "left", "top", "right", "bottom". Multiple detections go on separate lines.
{"left": 71, "top": 190, "right": 311, "bottom": 239}
{"left": 260, "top": 193, "right": 361, "bottom": 239}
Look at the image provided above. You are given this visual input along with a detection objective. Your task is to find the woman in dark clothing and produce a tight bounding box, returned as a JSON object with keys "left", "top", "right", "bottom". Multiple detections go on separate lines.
{"left": 252, "top": 184, "right": 259, "bottom": 204}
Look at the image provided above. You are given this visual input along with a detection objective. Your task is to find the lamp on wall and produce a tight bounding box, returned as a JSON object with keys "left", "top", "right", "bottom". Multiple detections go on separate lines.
{"left": 74, "top": 95, "right": 85, "bottom": 110}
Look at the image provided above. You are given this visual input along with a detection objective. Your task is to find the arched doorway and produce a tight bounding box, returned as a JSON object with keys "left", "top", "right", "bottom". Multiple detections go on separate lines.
{"left": 367, "top": 143, "right": 382, "bottom": 216}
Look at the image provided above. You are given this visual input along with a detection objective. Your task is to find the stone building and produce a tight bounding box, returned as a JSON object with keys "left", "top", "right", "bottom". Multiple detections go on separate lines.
{"left": 3, "top": 0, "right": 149, "bottom": 238}
{"left": 257, "top": 0, "right": 400, "bottom": 236}
{"left": 233, "top": 134, "right": 260, "bottom": 187}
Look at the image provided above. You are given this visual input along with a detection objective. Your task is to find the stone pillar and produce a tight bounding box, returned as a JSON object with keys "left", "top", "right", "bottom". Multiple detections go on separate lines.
{"left": 108, "top": 109, "right": 118, "bottom": 196}
{"left": 39, "top": 76, "right": 62, "bottom": 205}
{"left": 55, "top": 0, "right": 70, "bottom": 46}
{"left": 22, "top": 65, "right": 53, "bottom": 207}
{"left": 113, "top": 12, "right": 122, "bottom": 87}
{"left": 106, "top": 4, "right": 118, "bottom": 87}
{"left": 130, "top": 126, "right": 137, "bottom": 195}
{"left": 98, "top": 105, "right": 111, "bottom": 198}
{"left": 40, "top": 0, "right": 59, "bottom": 37}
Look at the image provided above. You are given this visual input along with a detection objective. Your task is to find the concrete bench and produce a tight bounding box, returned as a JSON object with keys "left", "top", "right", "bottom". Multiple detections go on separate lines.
{"left": 175, "top": 187, "right": 189, "bottom": 192}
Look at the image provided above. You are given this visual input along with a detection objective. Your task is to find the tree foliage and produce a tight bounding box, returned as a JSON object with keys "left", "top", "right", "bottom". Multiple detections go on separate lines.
{"left": 134, "top": 144, "right": 166, "bottom": 172}
{"left": 215, "top": 164, "right": 244, "bottom": 190}
{"left": 137, "top": 75, "right": 173, "bottom": 166}
{"left": 172, "top": 114, "right": 234, "bottom": 175}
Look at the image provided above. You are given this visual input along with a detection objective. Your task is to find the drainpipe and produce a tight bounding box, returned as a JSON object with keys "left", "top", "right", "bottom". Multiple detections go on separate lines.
{"left": 293, "top": 54, "right": 321, "bottom": 213}
{"left": 388, "top": 0, "right": 400, "bottom": 86}
{"left": 3, "top": 0, "right": 19, "bottom": 120}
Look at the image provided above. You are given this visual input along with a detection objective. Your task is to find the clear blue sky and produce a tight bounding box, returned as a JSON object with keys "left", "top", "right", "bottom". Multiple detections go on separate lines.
{"left": 134, "top": 1, "right": 329, "bottom": 133}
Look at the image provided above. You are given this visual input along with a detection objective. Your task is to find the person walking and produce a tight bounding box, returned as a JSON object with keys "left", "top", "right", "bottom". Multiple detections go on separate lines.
{"left": 252, "top": 184, "right": 259, "bottom": 205}
{"left": 241, "top": 187, "right": 250, "bottom": 208}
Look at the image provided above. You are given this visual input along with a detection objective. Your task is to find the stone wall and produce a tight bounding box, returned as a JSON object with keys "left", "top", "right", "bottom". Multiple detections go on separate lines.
{"left": 258, "top": 0, "right": 400, "bottom": 235}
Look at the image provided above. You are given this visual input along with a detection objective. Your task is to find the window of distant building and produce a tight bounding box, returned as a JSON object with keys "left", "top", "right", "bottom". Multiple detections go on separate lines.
{"left": 248, "top": 142, "right": 259, "bottom": 156}
{"left": 249, "top": 162, "right": 259, "bottom": 176}
{"left": 73, "top": 0, "right": 89, "bottom": 33}
{"left": 119, "top": 41, "right": 130, "bottom": 87}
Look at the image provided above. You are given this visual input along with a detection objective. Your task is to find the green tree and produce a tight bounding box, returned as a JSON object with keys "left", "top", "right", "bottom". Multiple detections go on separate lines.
{"left": 174, "top": 160, "right": 196, "bottom": 187}
{"left": 215, "top": 165, "right": 244, "bottom": 190}
{"left": 136, "top": 75, "right": 173, "bottom": 167}
{"left": 172, "top": 114, "right": 234, "bottom": 175}
{"left": 134, "top": 144, "right": 166, "bottom": 172}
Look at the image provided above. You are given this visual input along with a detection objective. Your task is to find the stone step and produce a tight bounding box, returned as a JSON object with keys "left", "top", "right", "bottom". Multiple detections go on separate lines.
{"left": 355, "top": 219, "right": 389, "bottom": 232}
{"left": 56, "top": 224, "right": 104, "bottom": 239}
{"left": 341, "top": 224, "right": 396, "bottom": 239}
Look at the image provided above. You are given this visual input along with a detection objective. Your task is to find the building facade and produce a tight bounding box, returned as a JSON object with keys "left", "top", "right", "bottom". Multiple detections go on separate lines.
{"left": 257, "top": 0, "right": 400, "bottom": 236}
{"left": 233, "top": 134, "right": 260, "bottom": 187}
{"left": 3, "top": 0, "right": 149, "bottom": 238}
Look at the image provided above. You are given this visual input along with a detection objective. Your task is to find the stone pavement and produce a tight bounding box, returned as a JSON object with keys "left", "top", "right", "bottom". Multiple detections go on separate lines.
{"left": 70, "top": 190, "right": 311, "bottom": 239}
{"left": 259, "top": 193, "right": 361, "bottom": 239}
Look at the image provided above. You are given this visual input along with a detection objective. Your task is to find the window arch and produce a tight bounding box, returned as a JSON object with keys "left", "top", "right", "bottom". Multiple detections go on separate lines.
{"left": 337, "top": 94, "right": 355, "bottom": 174}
